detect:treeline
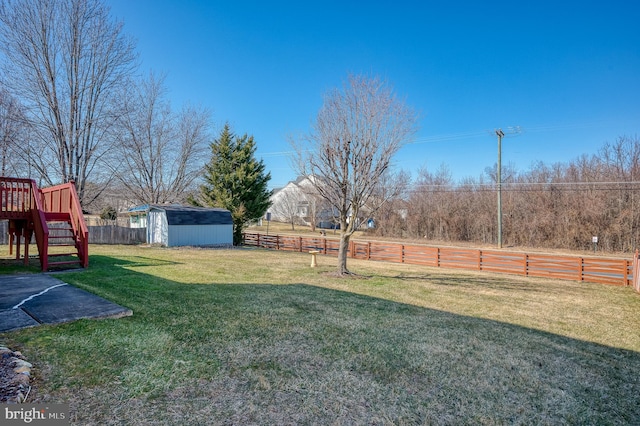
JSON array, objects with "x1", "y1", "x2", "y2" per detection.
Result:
[{"x1": 372, "y1": 135, "x2": 640, "y2": 253}]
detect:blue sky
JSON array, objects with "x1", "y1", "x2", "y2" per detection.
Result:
[{"x1": 108, "y1": 1, "x2": 639, "y2": 189}]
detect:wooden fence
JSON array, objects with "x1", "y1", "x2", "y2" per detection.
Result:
[
  {"x1": 0, "y1": 222, "x2": 146, "y2": 245},
  {"x1": 632, "y1": 249, "x2": 640, "y2": 292},
  {"x1": 243, "y1": 232, "x2": 637, "y2": 288},
  {"x1": 87, "y1": 225, "x2": 146, "y2": 245}
]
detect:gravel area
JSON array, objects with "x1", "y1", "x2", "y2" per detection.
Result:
[{"x1": 0, "y1": 346, "x2": 32, "y2": 403}]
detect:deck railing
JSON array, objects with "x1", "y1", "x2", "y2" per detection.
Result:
[
  {"x1": 0, "y1": 177, "x2": 36, "y2": 218},
  {"x1": 243, "y1": 232, "x2": 636, "y2": 288}
]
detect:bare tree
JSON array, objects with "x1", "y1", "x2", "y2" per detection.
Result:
[
  {"x1": 0, "y1": 89, "x2": 27, "y2": 176},
  {"x1": 293, "y1": 74, "x2": 418, "y2": 275},
  {"x1": 301, "y1": 185, "x2": 327, "y2": 233},
  {"x1": 368, "y1": 169, "x2": 410, "y2": 237},
  {"x1": 0, "y1": 0, "x2": 137, "y2": 205},
  {"x1": 111, "y1": 73, "x2": 210, "y2": 205}
]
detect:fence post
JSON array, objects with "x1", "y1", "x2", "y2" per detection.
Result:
[
  {"x1": 478, "y1": 250, "x2": 482, "y2": 271},
  {"x1": 579, "y1": 257, "x2": 584, "y2": 281},
  {"x1": 401, "y1": 245, "x2": 405, "y2": 263},
  {"x1": 632, "y1": 249, "x2": 640, "y2": 292},
  {"x1": 524, "y1": 253, "x2": 528, "y2": 277}
]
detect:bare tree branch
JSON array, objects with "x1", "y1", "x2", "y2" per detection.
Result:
[
  {"x1": 292, "y1": 74, "x2": 418, "y2": 274},
  {"x1": 0, "y1": 0, "x2": 137, "y2": 205},
  {"x1": 110, "y1": 72, "x2": 210, "y2": 205}
]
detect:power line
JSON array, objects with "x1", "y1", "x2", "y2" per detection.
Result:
[
  {"x1": 409, "y1": 180, "x2": 640, "y2": 193},
  {"x1": 258, "y1": 121, "x2": 607, "y2": 157}
]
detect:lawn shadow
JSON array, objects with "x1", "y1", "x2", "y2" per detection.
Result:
[
  {"x1": 381, "y1": 270, "x2": 589, "y2": 293},
  {"x1": 5, "y1": 253, "x2": 639, "y2": 425}
]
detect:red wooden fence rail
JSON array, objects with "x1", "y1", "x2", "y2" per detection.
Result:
[
  {"x1": 243, "y1": 232, "x2": 637, "y2": 289},
  {"x1": 632, "y1": 249, "x2": 640, "y2": 292}
]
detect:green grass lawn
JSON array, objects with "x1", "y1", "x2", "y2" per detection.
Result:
[{"x1": 2, "y1": 244, "x2": 640, "y2": 425}]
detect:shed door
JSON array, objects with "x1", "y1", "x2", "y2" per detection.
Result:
[{"x1": 148, "y1": 211, "x2": 167, "y2": 246}]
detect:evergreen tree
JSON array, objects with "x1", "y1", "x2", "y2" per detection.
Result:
[{"x1": 195, "y1": 123, "x2": 271, "y2": 245}]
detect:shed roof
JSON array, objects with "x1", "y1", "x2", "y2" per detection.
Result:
[
  {"x1": 127, "y1": 204, "x2": 150, "y2": 213},
  {"x1": 147, "y1": 205, "x2": 233, "y2": 225}
]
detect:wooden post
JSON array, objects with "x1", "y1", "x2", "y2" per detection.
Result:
[
  {"x1": 579, "y1": 257, "x2": 584, "y2": 281},
  {"x1": 22, "y1": 228, "x2": 30, "y2": 266},
  {"x1": 631, "y1": 249, "x2": 640, "y2": 292},
  {"x1": 15, "y1": 231, "x2": 20, "y2": 260},
  {"x1": 478, "y1": 250, "x2": 482, "y2": 271}
]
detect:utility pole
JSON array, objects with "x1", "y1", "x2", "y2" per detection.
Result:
[{"x1": 496, "y1": 129, "x2": 505, "y2": 249}]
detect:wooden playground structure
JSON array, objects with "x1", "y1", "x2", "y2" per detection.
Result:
[{"x1": 0, "y1": 177, "x2": 88, "y2": 271}]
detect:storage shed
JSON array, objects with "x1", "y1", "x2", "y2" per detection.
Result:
[{"x1": 144, "y1": 205, "x2": 233, "y2": 247}]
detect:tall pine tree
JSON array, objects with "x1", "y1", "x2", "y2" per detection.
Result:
[{"x1": 195, "y1": 123, "x2": 271, "y2": 245}]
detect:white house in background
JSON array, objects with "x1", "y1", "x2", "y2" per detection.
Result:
[
  {"x1": 269, "y1": 176, "x2": 339, "y2": 229},
  {"x1": 127, "y1": 204, "x2": 233, "y2": 247},
  {"x1": 269, "y1": 176, "x2": 313, "y2": 222}
]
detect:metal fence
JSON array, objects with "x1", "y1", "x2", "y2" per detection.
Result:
[{"x1": 243, "y1": 232, "x2": 636, "y2": 288}]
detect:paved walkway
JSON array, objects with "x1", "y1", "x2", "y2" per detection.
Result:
[{"x1": 0, "y1": 274, "x2": 132, "y2": 332}]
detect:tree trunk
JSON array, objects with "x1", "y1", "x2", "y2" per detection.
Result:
[
  {"x1": 233, "y1": 223, "x2": 243, "y2": 246},
  {"x1": 337, "y1": 232, "x2": 351, "y2": 274}
]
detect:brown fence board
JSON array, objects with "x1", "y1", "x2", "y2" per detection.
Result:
[
  {"x1": 437, "y1": 248, "x2": 479, "y2": 270},
  {"x1": 242, "y1": 232, "x2": 636, "y2": 288},
  {"x1": 481, "y1": 251, "x2": 526, "y2": 275},
  {"x1": 526, "y1": 254, "x2": 582, "y2": 282},
  {"x1": 582, "y1": 258, "x2": 629, "y2": 286},
  {"x1": 366, "y1": 242, "x2": 404, "y2": 263},
  {"x1": 402, "y1": 245, "x2": 439, "y2": 267}
]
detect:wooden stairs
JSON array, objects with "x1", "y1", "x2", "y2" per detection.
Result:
[{"x1": 1, "y1": 177, "x2": 89, "y2": 271}]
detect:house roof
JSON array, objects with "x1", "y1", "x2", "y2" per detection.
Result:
[{"x1": 132, "y1": 204, "x2": 233, "y2": 225}]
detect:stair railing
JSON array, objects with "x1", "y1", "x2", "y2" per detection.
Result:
[
  {"x1": 28, "y1": 180, "x2": 51, "y2": 270},
  {"x1": 40, "y1": 181, "x2": 89, "y2": 268}
]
